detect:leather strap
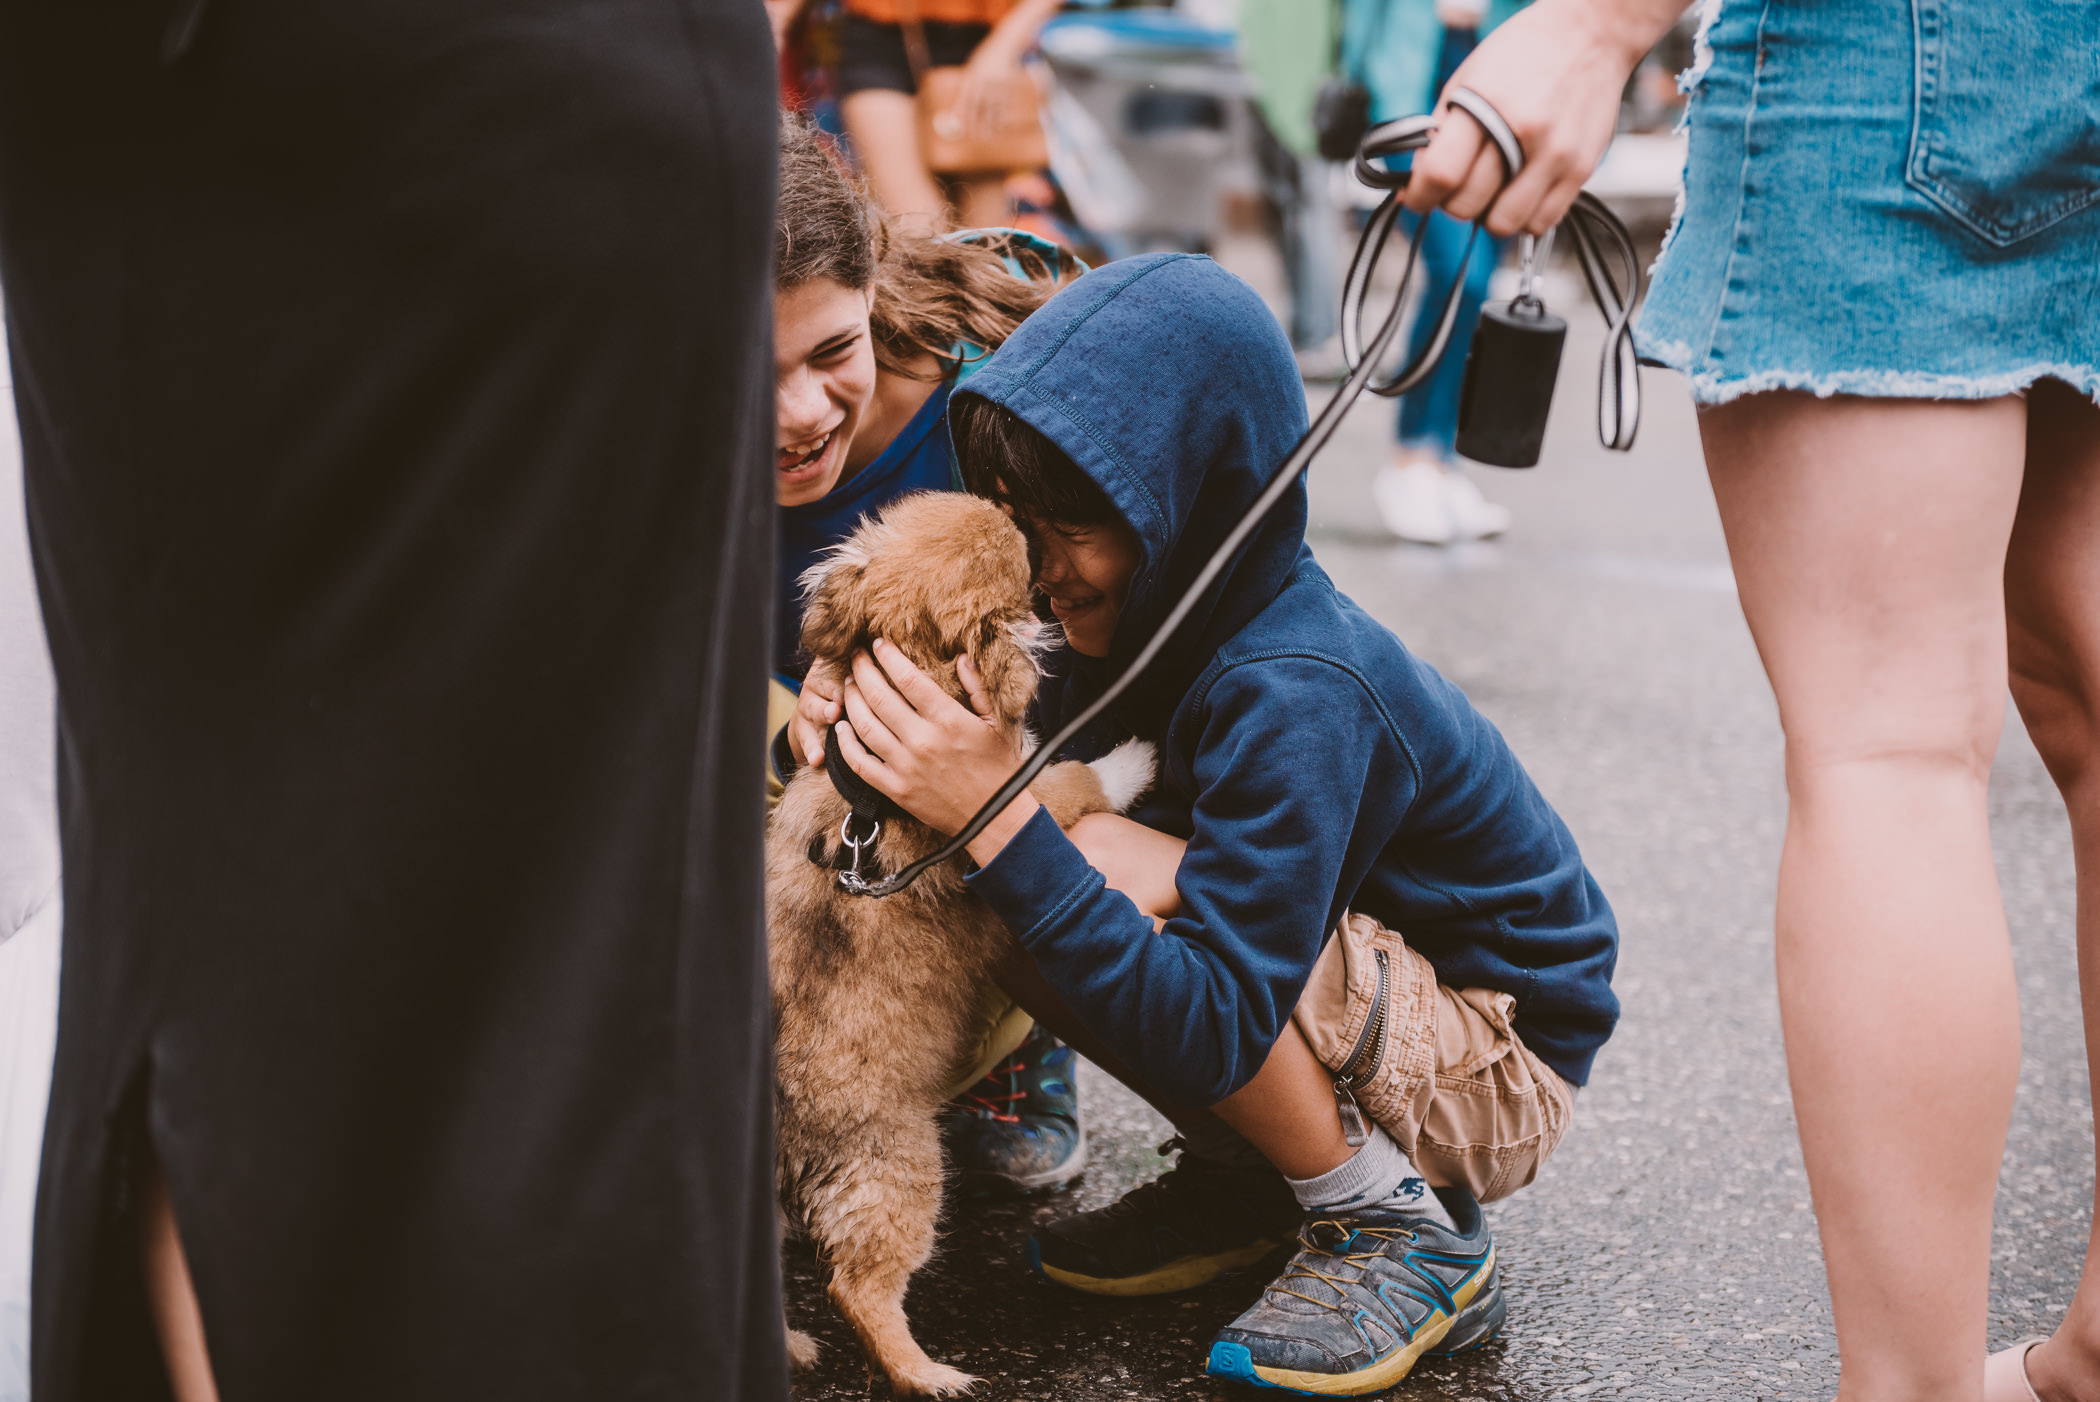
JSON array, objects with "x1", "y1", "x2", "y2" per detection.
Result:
[
  {"x1": 895, "y1": 0, "x2": 933, "y2": 84},
  {"x1": 1445, "y1": 86, "x2": 1525, "y2": 178},
  {"x1": 1342, "y1": 102, "x2": 1642, "y2": 450}
]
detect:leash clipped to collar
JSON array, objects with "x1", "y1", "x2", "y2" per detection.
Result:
[
  {"x1": 824, "y1": 724, "x2": 901, "y2": 882},
  {"x1": 836, "y1": 90, "x2": 1643, "y2": 898}
]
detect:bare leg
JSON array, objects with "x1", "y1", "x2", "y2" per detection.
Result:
[
  {"x1": 1703, "y1": 392, "x2": 2028, "y2": 1402},
  {"x1": 138, "y1": 1143, "x2": 220, "y2": 1402},
  {"x1": 1208, "y1": 1023, "x2": 1353, "y2": 1179},
  {"x1": 1999, "y1": 380, "x2": 2100, "y2": 1402},
  {"x1": 839, "y1": 90, "x2": 948, "y2": 230}
]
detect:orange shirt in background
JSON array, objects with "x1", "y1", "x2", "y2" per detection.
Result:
[{"x1": 846, "y1": 0, "x2": 1015, "y2": 27}]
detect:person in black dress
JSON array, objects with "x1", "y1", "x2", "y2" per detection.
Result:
[{"x1": 0, "y1": 1, "x2": 785, "y2": 1397}]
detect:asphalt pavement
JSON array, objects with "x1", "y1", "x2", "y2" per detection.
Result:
[{"x1": 784, "y1": 246, "x2": 2097, "y2": 1400}]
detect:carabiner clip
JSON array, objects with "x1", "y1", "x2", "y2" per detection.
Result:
[
  {"x1": 835, "y1": 812, "x2": 883, "y2": 893},
  {"x1": 1515, "y1": 227, "x2": 1557, "y2": 311}
]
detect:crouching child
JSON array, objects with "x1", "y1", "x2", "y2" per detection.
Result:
[{"x1": 808, "y1": 253, "x2": 1619, "y2": 1395}]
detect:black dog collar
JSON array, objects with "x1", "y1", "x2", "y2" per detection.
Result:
[{"x1": 825, "y1": 724, "x2": 905, "y2": 826}]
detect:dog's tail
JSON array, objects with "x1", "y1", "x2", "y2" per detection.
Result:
[{"x1": 1087, "y1": 738, "x2": 1157, "y2": 814}]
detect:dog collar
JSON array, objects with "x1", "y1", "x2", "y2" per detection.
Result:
[{"x1": 824, "y1": 724, "x2": 905, "y2": 826}]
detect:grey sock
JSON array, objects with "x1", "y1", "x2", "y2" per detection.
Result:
[
  {"x1": 1165, "y1": 1111, "x2": 1273, "y2": 1172},
  {"x1": 1285, "y1": 1125, "x2": 1453, "y2": 1226}
]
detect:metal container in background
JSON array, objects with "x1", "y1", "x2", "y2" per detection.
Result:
[{"x1": 1037, "y1": 8, "x2": 1258, "y2": 255}]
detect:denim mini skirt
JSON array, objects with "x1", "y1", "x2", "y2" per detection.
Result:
[{"x1": 1635, "y1": 0, "x2": 2100, "y2": 405}]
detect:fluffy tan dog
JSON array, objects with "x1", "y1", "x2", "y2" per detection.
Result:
[{"x1": 769, "y1": 492, "x2": 1152, "y2": 1397}]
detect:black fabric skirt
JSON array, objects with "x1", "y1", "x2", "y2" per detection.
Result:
[{"x1": 0, "y1": 0, "x2": 785, "y2": 1397}]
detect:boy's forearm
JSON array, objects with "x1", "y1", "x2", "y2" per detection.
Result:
[{"x1": 966, "y1": 810, "x2": 1275, "y2": 1109}]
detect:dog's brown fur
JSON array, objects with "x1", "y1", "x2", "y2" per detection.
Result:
[{"x1": 768, "y1": 492, "x2": 1151, "y2": 1396}]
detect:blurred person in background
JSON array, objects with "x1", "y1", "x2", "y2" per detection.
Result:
[
  {"x1": 1239, "y1": 0, "x2": 1348, "y2": 365},
  {"x1": 769, "y1": 117, "x2": 1091, "y2": 1196},
  {"x1": 0, "y1": 3, "x2": 785, "y2": 1399},
  {"x1": 1404, "y1": 0, "x2": 2100, "y2": 1398},
  {"x1": 829, "y1": 0, "x2": 1063, "y2": 229},
  {"x1": 1345, "y1": 0, "x2": 1523, "y2": 545},
  {"x1": 769, "y1": 0, "x2": 846, "y2": 124},
  {"x1": 0, "y1": 334, "x2": 58, "y2": 1402}
]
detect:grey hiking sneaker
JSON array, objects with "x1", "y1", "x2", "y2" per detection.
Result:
[{"x1": 1205, "y1": 1186, "x2": 1503, "y2": 1395}]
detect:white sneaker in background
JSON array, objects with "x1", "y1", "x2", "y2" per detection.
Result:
[
  {"x1": 1441, "y1": 468, "x2": 1512, "y2": 541},
  {"x1": 1373, "y1": 460, "x2": 1458, "y2": 544}
]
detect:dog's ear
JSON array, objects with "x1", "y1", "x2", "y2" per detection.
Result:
[
  {"x1": 797, "y1": 540, "x2": 871, "y2": 663},
  {"x1": 970, "y1": 614, "x2": 1050, "y2": 723}
]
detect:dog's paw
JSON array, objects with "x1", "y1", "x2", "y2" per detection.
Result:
[
  {"x1": 889, "y1": 1360, "x2": 982, "y2": 1397},
  {"x1": 785, "y1": 1327, "x2": 821, "y2": 1371},
  {"x1": 1087, "y1": 738, "x2": 1157, "y2": 814}
]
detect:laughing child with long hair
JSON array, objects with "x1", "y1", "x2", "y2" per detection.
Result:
[{"x1": 765, "y1": 113, "x2": 1085, "y2": 1197}]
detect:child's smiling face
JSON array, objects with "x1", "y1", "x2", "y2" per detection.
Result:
[
  {"x1": 773, "y1": 277, "x2": 876, "y2": 508},
  {"x1": 1030, "y1": 517, "x2": 1142, "y2": 658}
]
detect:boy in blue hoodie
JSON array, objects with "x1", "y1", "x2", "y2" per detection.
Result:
[{"x1": 809, "y1": 253, "x2": 1618, "y2": 1396}]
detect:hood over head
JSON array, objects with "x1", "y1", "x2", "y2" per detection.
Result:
[{"x1": 952, "y1": 254, "x2": 1309, "y2": 728}]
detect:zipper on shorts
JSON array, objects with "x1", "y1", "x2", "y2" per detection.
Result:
[{"x1": 1329, "y1": 946, "x2": 1390, "y2": 1148}]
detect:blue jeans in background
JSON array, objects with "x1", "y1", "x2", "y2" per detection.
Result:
[
  {"x1": 1391, "y1": 20, "x2": 1506, "y2": 461},
  {"x1": 1394, "y1": 208, "x2": 1504, "y2": 458}
]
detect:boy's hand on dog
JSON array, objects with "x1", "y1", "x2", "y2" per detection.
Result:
[
  {"x1": 835, "y1": 639, "x2": 1043, "y2": 866},
  {"x1": 791, "y1": 661, "x2": 844, "y2": 768}
]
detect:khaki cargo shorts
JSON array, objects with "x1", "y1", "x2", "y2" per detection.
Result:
[{"x1": 1293, "y1": 913, "x2": 1576, "y2": 1204}]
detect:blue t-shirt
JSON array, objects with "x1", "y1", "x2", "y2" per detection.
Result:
[{"x1": 774, "y1": 382, "x2": 955, "y2": 679}]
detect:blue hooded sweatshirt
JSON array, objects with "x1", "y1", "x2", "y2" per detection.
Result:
[{"x1": 955, "y1": 253, "x2": 1619, "y2": 1107}]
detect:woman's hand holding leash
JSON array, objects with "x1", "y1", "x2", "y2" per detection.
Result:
[
  {"x1": 835, "y1": 640, "x2": 1040, "y2": 866},
  {"x1": 1406, "y1": 0, "x2": 1689, "y2": 237}
]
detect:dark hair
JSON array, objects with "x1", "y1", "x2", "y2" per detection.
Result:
[
  {"x1": 952, "y1": 396, "x2": 1119, "y2": 529},
  {"x1": 774, "y1": 113, "x2": 1066, "y2": 380},
  {"x1": 774, "y1": 113, "x2": 878, "y2": 297}
]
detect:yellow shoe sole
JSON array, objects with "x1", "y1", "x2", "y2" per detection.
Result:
[
  {"x1": 1032, "y1": 1235, "x2": 1289, "y2": 1297},
  {"x1": 1232, "y1": 1245, "x2": 1496, "y2": 1397}
]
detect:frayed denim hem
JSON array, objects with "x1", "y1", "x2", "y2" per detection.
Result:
[
  {"x1": 1638, "y1": 338, "x2": 2100, "y2": 408},
  {"x1": 1679, "y1": 0, "x2": 1725, "y2": 96},
  {"x1": 1653, "y1": 0, "x2": 1725, "y2": 279},
  {"x1": 1651, "y1": 169, "x2": 1691, "y2": 278}
]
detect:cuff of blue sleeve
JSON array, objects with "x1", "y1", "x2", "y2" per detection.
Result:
[
  {"x1": 963, "y1": 804, "x2": 1103, "y2": 946},
  {"x1": 770, "y1": 723, "x2": 800, "y2": 791}
]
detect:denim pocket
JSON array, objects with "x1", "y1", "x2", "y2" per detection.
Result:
[{"x1": 1905, "y1": 0, "x2": 2100, "y2": 247}]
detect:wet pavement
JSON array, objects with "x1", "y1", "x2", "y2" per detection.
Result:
[{"x1": 785, "y1": 254, "x2": 2097, "y2": 1400}]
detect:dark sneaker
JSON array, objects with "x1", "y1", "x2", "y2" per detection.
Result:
[
  {"x1": 1025, "y1": 1139, "x2": 1302, "y2": 1297},
  {"x1": 1205, "y1": 1186, "x2": 1503, "y2": 1396},
  {"x1": 943, "y1": 1025, "x2": 1086, "y2": 1196}
]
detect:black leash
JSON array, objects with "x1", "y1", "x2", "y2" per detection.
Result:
[
  {"x1": 1344, "y1": 93, "x2": 1641, "y2": 456},
  {"x1": 834, "y1": 91, "x2": 1643, "y2": 898}
]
